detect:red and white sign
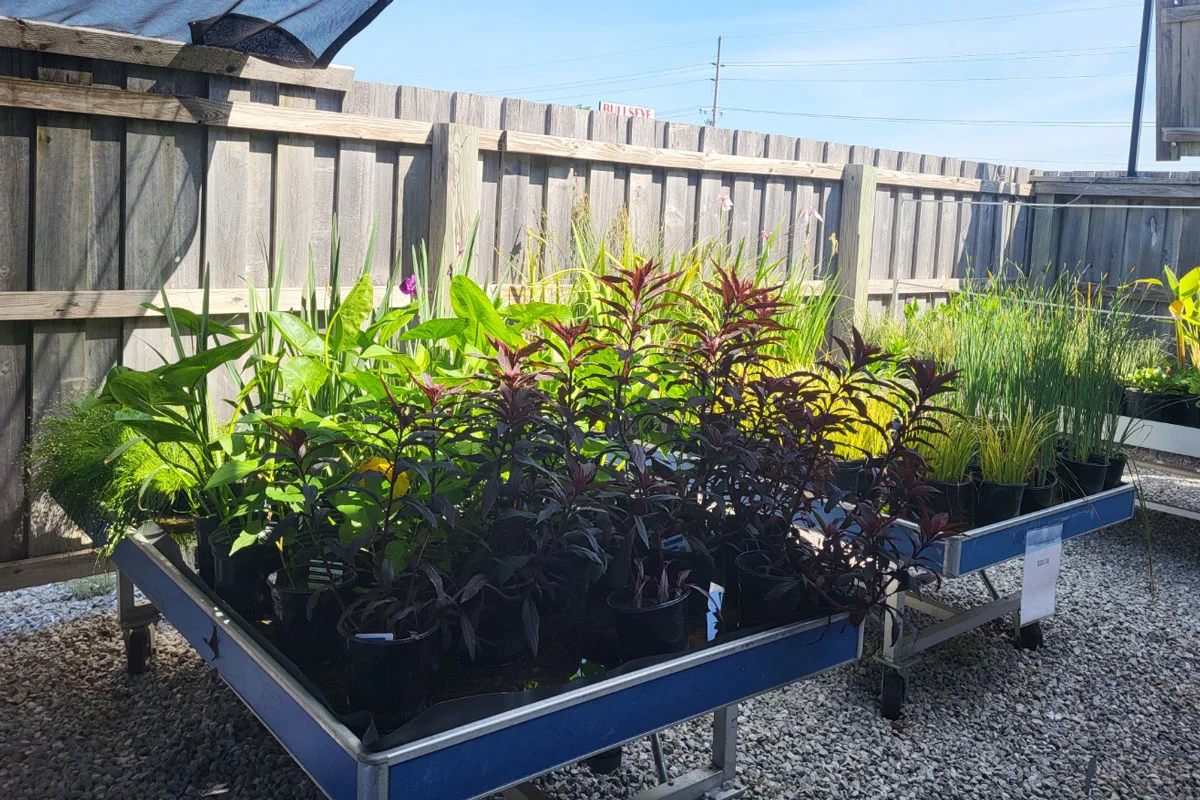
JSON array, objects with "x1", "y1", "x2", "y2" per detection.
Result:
[{"x1": 598, "y1": 101, "x2": 655, "y2": 119}]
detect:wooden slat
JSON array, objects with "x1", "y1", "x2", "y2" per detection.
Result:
[
  {"x1": 626, "y1": 116, "x2": 659, "y2": 247},
  {"x1": 1032, "y1": 178, "x2": 1200, "y2": 198},
  {"x1": 452, "y1": 92, "x2": 503, "y2": 281},
  {"x1": 0, "y1": 75, "x2": 431, "y2": 142},
  {"x1": 0, "y1": 16, "x2": 354, "y2": 90},
  {"x1": 833, "y1": 164, "x2": 877, "y2": 335},
  {"x1": 0, "y1": 546, "x2": 110, "y2": 593},
  {"x1": 0, "y1": 48, "x2": 32, "y2": 563},
  {"x1": 428, "y1": 123, "x2": 480, "y2": 302},
  {"x1": 662, "y1": 122, "x2": 701, "y2": 254},
  {"x1": 696, "y1": 127, "x2": 734, "y2": 246},
  {"x1": 762, "y1": 133, "x2": 795, "y2": 264},
  {"x1": 0, "y1": 286, "x2": 420, "y2": 321},
  {"x1": 1162, "y1": 5, "x2": 1200, "y2": 23},
  {"x1": 730, "y1": 129, "x2": 765, "y2": 253},
  {"x1": 397, "y1": 86, "x2": 448, "y2": 278},
  {"x1": 822, "y1": 141, "x2": 851, "y2": 275},
  {"x1": 545, "y1": 106, "x2": 589, "y2": 272},
  {"x1": 586, "y1": 110, "x2": 621, "y2": 240},
  {"x1": 791, "y1": 138, "x2": 824, "y2": 269}
]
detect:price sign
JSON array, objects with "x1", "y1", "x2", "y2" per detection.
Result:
[{"x1": 1021, "y1": 524, "x2": 1063, "y2": 623}]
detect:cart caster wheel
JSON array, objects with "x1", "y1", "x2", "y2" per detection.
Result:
[
  {"x1": 881, "y1": 669, "x2": 906, "y2": 720},
  {"x1": 1017, "y1": 621, "x2": 1043, "y2": 651},
  {"x1": 125, "y1": 626, "x2": 155, "y2": 675}
]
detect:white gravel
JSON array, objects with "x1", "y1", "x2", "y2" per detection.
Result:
[
  {"x1": 0, "y1": 578, "x2": 118, "y2": 637},
  {"x1": 1, "y1": 512, "x2": 1197, "y2": 800}
]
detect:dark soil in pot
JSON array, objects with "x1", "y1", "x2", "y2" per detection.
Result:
[
  {"x1": 343, "y1": 621, "x2": 439, "y2": 731},
  {"x1": 606, "y1": 588, "x2": 690, "y2": 663},
  {"x1": 267, "y1": 564, "x2": 356, "y2": 666},
  {"x1": 1020, "y1": 473, "x2": 1058, "y2": 515},
  {"x1": 209, "y1": 536, "x2": 273, "y2": 616},
  {"x1": 734, "y1": 550, "x2": 819, "y2": 628},
  {"x1": 1103, "y1": 454, "x2": 1128, "y2": 490},
  {"x1": 466, "y1": 585, "x2": 536, "y2": 666},
  {"x1": 974, "y1": 480, "x2": 1026, "y2": 527},
  {"x1": 1059, "y1": 454, "x2": 1108, "y2": 500},
  {"x1": 926, "y1": 479, "x2": 973, "y2": 524}
]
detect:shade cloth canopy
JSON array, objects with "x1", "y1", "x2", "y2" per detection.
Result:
[{"x1": 6, "y1": 0, "x2": 391, "y2": 66}]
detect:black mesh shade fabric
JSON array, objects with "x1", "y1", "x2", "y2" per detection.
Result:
[{"x1": 6, "y1": 0, "x2": 391, "y2": 67}]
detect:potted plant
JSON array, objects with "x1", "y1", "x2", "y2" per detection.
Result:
[
  {"x1": 1127, "y1": 365, "x2": 1188, "y2": 424},
  {"x1": 916, "y1": 416, "x2": 976, "y2": 524},
  {"x1": 975, "y1": 409, "x2": 1050, "y2": 526}
]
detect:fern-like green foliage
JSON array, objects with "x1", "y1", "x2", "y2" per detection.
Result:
[{"x1": 28, "y1": 397, "x2": 196, "y2": 548}]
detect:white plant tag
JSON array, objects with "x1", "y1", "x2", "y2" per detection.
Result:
[
  {"x1": 354, "y1": 633, "x2": 394, "y2": 642},
  {"x1": 1021, "y1": 524, "x2": 1063, "y2": 623}
]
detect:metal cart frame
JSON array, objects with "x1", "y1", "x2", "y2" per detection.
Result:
[
  {"x1": 112, "y1": 530, "x2": 862, "y2": 800},
  {"x1": 876, "y1": 483, "x2": 1136, "y2": 718}
]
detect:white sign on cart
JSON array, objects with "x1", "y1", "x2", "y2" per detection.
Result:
[{"x1": 1021, "y1": 524, "x2": 1064, "y2": 623}]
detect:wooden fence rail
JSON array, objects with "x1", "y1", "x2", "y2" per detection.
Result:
[{"x1": 1, "y1": 18, "x2": 1199, "y2": 583}]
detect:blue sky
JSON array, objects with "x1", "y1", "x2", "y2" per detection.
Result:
[{"x1": 339, "y1": 1, "x2": 1180, "y2": 172}]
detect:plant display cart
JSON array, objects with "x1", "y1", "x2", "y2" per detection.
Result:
[
  {"x1": 112, "y1": 526, "x2": 862, "y2": 800},
  {"x1": 876, "y1": 482, "x2": 1136, "y2": 719}
]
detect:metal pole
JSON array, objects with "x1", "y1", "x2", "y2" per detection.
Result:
[
  {"x1": 1127, "y1": 0, "x2": 1154, "y2": 176},
  {"x1": 711, "y1": 36, "x2": 722, "y2": 126}
]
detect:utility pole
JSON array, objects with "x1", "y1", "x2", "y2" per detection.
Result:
[
  {"x1": 710, "y1": 36, "x2": 723, "y2": 127},
  {"x1": 1126, "y1": 0, "x2": 1153, "y2": 176}
]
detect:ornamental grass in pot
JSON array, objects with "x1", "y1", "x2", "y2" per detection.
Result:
[
  {"x1": 915, "y1": 415, "x2": 976, "y2": 525},
  {"x1": 975, "y1": 410, "x2": 1052, "y2": 527}
]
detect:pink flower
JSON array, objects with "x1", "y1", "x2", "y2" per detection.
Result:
[
  {"x1": 798, "y1": 207, "x2": 824, "y2": 226},
  {"x1": 760, "y1": 229, "x2": 770, "y2": 242},
  {"x1": 717, "y1": 194, "x2": 733, "y2": 212},
  {"x1": 400, "y1": 275, "x2": 418, "y2": 297}
]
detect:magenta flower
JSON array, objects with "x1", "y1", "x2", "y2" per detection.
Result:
[{"x1": 400, "y1": 275, "x2": 418, "y2": 297}]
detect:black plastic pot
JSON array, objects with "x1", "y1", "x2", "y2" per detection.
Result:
[
  {"x1": 1122, "y1": 387, "x2": 1143, "y2": 419},
  {"x1": 468, "y1": 585, "x2": 535, "y2": 665},
  {"x1": 1058, "y1": 454, "x2": 1109, "y2": 500},
  {"x1": 194, "y1": 517, "x2": 218, "y2": 587},
  {"x1": 733, "y1": 550, "x2": 818, "y2": 629},
  {"x1": 1141, "y1": 391, "x2": 1189, "y2": 425},
  {"x1": 209, "y1": 535, "x2": 273, "y2": 616},
  {"x1": 344, "y1": 621, "x2": 439, "y2": 730},
  {"x1": 857, "y1": 456, "x2": 886, "y2": 497},
  {"x1": 1020, "y1": 473, "x2": 1058, "y2": 515},
  {"x1": 974, "y1": 480, "x2": 1026, "y2": 527},
  {"x1": 586, "y1": 748, "x2": 624, "y2": 774},
  {"x1": 927, "y1": 479, "x2": 973, "y2": 524},
  {"x1": 832, "y1": 458, "x2": 865, "y2": 495},
  {"x1": 1102, "y1": 453, "x2": 1128, "y2": 491},
  {"x1": 267, "y1": 564, "x2": 356, "y2": 666},
  {"x1": 606, "y1": 588, "x2": 690, "y2": 663},
  {"x1": 1186, "y1": 398, "x2": 1200, "y2": 430}
]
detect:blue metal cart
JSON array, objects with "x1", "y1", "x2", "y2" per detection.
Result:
[
  {"x1": 876, "y1": 482, "x2": 1137, "y2": 719},
  {"x1": 111, "y1": 530, "x2": 863, "y2": 800}
]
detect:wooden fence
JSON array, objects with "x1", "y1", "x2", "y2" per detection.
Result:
[{"x1": 1, "y1": 16, "x2": 1199, "y2": 585}]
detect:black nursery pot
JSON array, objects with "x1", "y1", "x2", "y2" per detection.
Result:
[
  {"x1": 927, "y1": 479, "x2": 974, "y2": 524},
  {"x1": 467, "y1": 585, "x2": 534, "y2": 665},
  {"x1": 734, "y1": 551, "x2": 819, "y2": 629},
  {"x1": 193, "y1": 517, "x2": 218, "y2": 587},
  {"x1": 832, "y1": 458, "x2": 866, "y2": 495},
  {"x1": 1186, "y1": 398, "x2": 1200, "y2": 430},
  {"x1": 268, "y1": 565, "x2": 356, "y2": 666},
  {"x1": 1020, "y1": 473, "x2": 1058, "y2": 515},
  {"x1": 1103, "y1": 454, "x2": 1128, "y2": 491},
  {"x1": 1141, "y1": 391, "x2": 1189, "y2": 425},
  {"x1": 606, "y1": 588, "x2": 691, "y2": 663},
  {"x1": 1122, "y1": 387, "x2": 1143, "y2": 419},
  {"x1": 1058, "y1": 454, "x2": 1108, "y2": 500},
  {"x1": 209, "y1": 536, "x2": 273, "y2": 616},
  {"x1": 974, "y1": 480, "x2": 1026, "y2": 527},
  {"x1": 344, "y1": 622, "x2": 439, "y2": 731}
]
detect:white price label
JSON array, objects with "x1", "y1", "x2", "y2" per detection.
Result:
[{"x1": 1021, "y1": 524, "x2": 1063, "y2": 623}]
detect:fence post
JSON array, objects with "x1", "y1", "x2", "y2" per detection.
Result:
[
  {"x1": 1029, "y1": 192, "x2": 1057, "y2": 285},
  {"x1": 832, "y1": 163, "x2": 877, "y2": 339},
  {"x1": 429, "y1": 122, "x2": 480, "y2": 300}
]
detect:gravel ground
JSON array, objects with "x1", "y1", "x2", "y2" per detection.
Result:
[{"x1": 1, "y1": 513, "x2": 1197, "y2": 800}]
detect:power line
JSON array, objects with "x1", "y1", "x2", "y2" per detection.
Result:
[
  {"x1": 532, "y1": 79, "x2": 709, "y2": 104},
  {"x1": 484, "y1": 63, "x2": 709, "y2": 96},
  {"x1": 720, "y1": 72, "x2": 1135, "y2": 84},
  {"x1": 723, "y1": 45, "x2": 1136, "y2": 68},
  {"x1": 720, "y1": 107, "x2": 1157, "y2": 127},
  {"x1": 722, "y1": 2, "x2": 1141, "y2": 41},
  {"x1": 438, "y1": 38, "x2": 711, "y2": 77}
]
